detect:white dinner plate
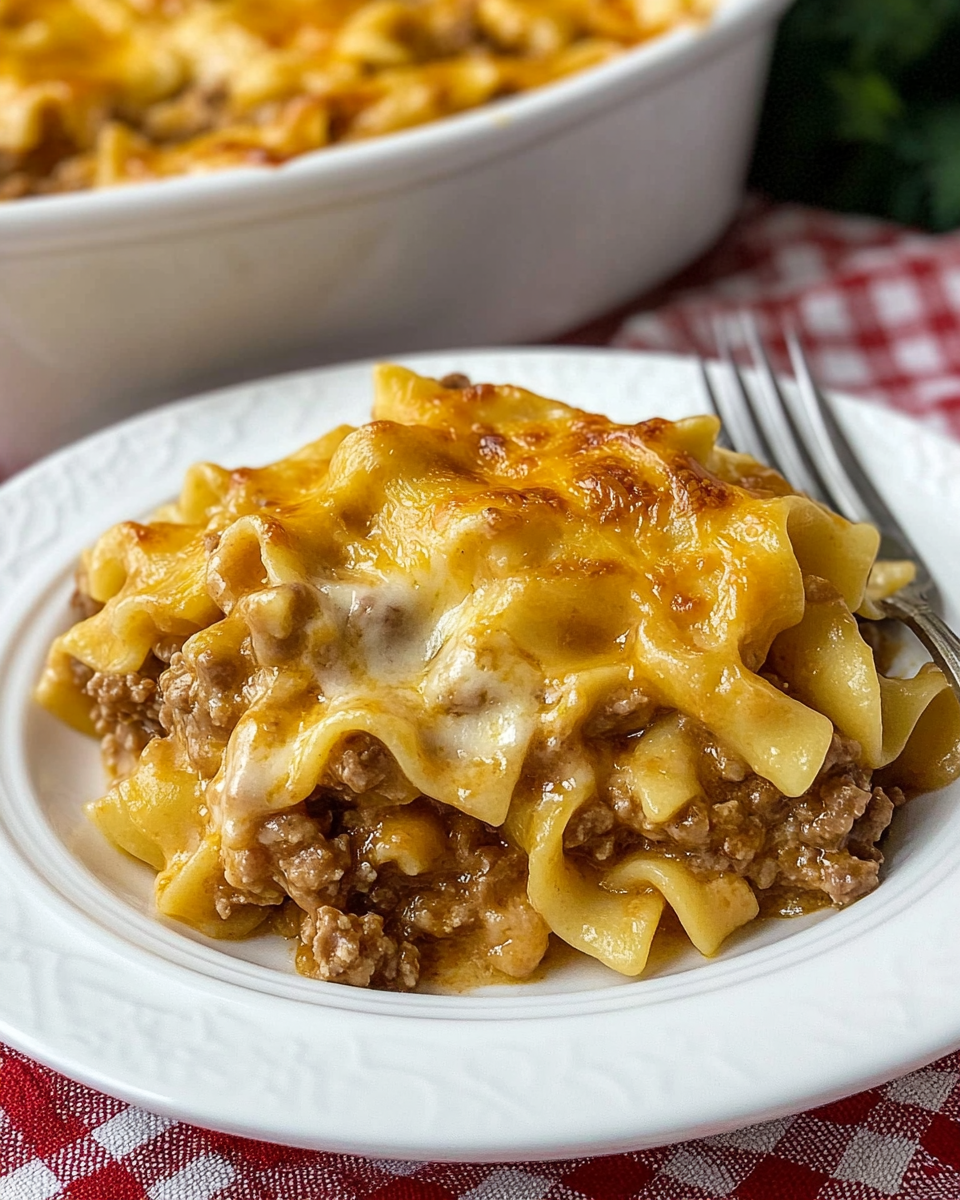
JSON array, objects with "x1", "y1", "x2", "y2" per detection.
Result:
[{"x1": 1, "y1": 348, "x2": 959, "y2": 1162}]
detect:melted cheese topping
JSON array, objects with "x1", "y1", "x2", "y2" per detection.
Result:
[
  {"x1": 36, "y1": 366, "x2": 960, "y2": 986},
  {"x1": 0, "y1": 0, "x2": 712, "y2": 196}
]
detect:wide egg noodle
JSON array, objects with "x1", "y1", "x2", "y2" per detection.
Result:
[
  {"x1": 609, "y1": 710, "x2": 703, "y2": 825},
  {"x1": 879, "y1": 667, "x2": 959, "y2": 775},
  {"x1": 66, "y1": 520, "x2": 217, "y2": 674},
  {"x1": 508, "y1": 732, "x2": 758, "y2": 976},
  {"x1": 768, "y1": 575, "x2": 885, "y2": 766},
  {"x1": 768, "y1": 574, "x2": 960, "y2": 770},
  {"x1": 882, "y1": 684, "x2": 960, "y2": 793},
  {"x1": 603, "y1": 854, "x2": 758, "y2": 958},
  {"x1": 505, "y1": 759, "x2": 666, "y2": 976},
  {"x1": 88, "y1": 737, "x2": 266, "y2": 938},
  {"x1": 35, "y1": 426, "x2": 349, "y2": 718}
]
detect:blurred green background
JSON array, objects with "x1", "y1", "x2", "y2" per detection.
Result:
[{"x1": 751, "y1": 0, "x2": 960, "y2": 230}]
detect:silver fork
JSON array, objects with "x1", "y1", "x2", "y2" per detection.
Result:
[{"x1": 700, "y1": 313, "x2": 960, "y2": 700}]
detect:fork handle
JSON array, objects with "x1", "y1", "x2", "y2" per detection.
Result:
[{"x1": 880, "y1": 593, "x2": 960, "y2": 704}]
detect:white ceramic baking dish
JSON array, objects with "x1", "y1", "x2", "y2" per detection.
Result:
[{"x1": 0, "y1": 0, "x2": 791, "y2": 470}]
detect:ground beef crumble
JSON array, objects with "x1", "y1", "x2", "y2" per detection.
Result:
[
  {"x1": 158, "y1": 646, "x2": 249, "y2": 778},
  {"x1": 217, "y1": 775, "x2": 547, "y2": 991},
  {"x1": 320, "y1": 732, "x2": 419, "y2": 804},
  {"x1": 304, "y1": 907, "x2": 419, "y2": 989},
  {"x1": 83, "y1": 657, "x2": 165, "y2": 778},
  {"x1": 68, "y1": 568, "x2": 184, "y2": 777},
  {"x1": 72, "y1": 636, "x2": 545, "y2": 990},
  {"x1": 74, "y1": 602, "x2": 907, "y2": 988},
  {"x1": 569, "y1": 722, "x2": 904, "y2": 911},
  {"x1": 70, "y1": 585, "x2": 103, "y2": 622}
]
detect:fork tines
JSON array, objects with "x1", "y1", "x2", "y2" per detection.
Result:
[
  {"x1": 701, "y1": 312, "x2": 937, "y2": 603},
  {"x1": 703, "y1": 313, "x2": 905, "y2": 534}
]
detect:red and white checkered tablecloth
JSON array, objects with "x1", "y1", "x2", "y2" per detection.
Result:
[
  {"x1": 572, "y1": 197, "x2": 960, "y2": 436},
  {"x1": 5, "y1": 196, "x2": 960, "y2": 1200},
  {"x1": 4, "y1": 1040, "x2": 960, "y2": 1200}
]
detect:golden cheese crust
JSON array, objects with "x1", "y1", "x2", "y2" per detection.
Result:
[
  {"x1": 35, "y1": 366, "x2": 960, "y2": 989},
  {"x1": 1, "y1": 0, "x2": 712, "y2": 197}
]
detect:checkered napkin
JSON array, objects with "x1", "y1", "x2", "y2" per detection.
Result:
[
  {"x1": 594, "y1": 197, "x2": 960, "y2": 436},
  {"x1": 4, "y1": 1042, "x2": 960, "y2": 1200},
  {"x1": 5, "y1": 196, "x2": 960, "y2": 1200}
]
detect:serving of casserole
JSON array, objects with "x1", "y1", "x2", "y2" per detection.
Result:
[{"x1": 36, "y1": 365, "x2": 960, "y2": 991}]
